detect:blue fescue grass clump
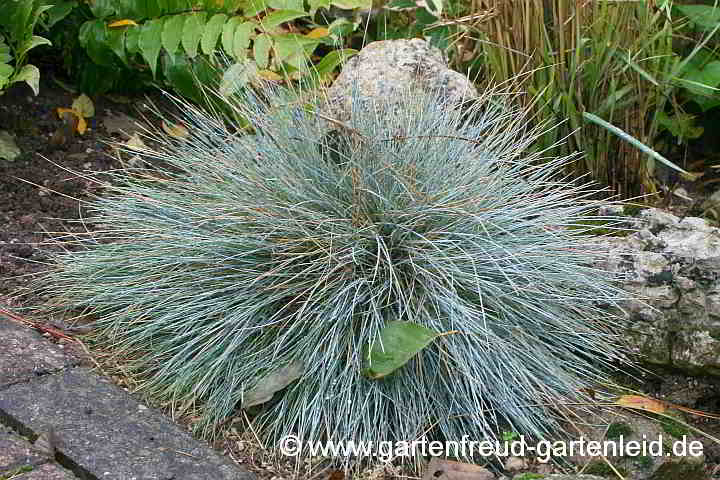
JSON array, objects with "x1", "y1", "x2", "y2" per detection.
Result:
[{"x1": 39, "y1": 82, "x2": 631, "y2": 457}]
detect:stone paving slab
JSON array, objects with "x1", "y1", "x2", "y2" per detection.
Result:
[
  {"x1": 0, "y1": 426, "x2": 78, "y2": 479},
  {"x1": 0, "y1": 426, "x2": 47, "y2": 473},
  {"x1": 16, "y1": 462, "x2": 79, "y2": 479},
  {"x1": 0, "y1": 366, "x2": 254, "y2": 480},
  {"x1": 0, "y1": 317, "x2": 79, "y2": 388}
]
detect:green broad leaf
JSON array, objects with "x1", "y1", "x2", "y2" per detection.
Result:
[
  {"x1": 201, "y1": 13, "x2": 228, "y2": 55},
  {"x1": 313, "y1": 48, "x2": 357, "y2": 76},
  {"x1": 233, "y1": 22, "x2": 256, "y2": 59},
  {"x1": 220, "y1": 0, "x2": 244, "y2": 14},
  {"x1": 674, "y1": 4, "x2": 720, "y2": 31},
  {"x1": 284, "y1": 52, "x2": 309, "y2": 72},
  {"x1": 115, "y1": 0, "x2": 151, "y2": 18},
  {"x1": 106, "y1": 28, "x2": 129, "y2": 66},
  {"x1": 79, "y1": 19, "x2": 117, "y2": 68},
  {"x1": 386, "y1": 0, "x2": 416, "y2": 10},
  {"x1": 88, "y1": 0, "x2": 116, "y2": 18},
  {"x1": 14, "y1": 64, "x2": 40, "y2": 95},
  {"x1": 46, "y1": 2, "x2": 78, "y2": 29},
  {"x1": 0, "y1": 130, "x2": 20, "y2": 160},
  {"x1": 273, "y1": 34, "x2": 319, "y2": 63},
  {"x1": 0, "y1": 37, "x2": 12, "y2": 64},
  {"x1": 124, "y1": 25, "x2": 141, "y2": 54},
  {"x1": 182, "y1": 12, "x2": 208, "y2": 58},
  {"x1": 331, "y1": 0, "x2": 371, "y2": 8},
  {"x1": 692, "y1": 96, "x2": 720, "y2": 112},
  {"x1": 424, "y1": 0, "x2": 442, "y2": 16},
  {"x1": 253, "y1": 33, "x2": 272, "y2": 68},
  {"x1": 259, "y1": 10, "x2": 307, "y2": 29},
  {"x1": 163, "y1": 52, "x2": 199, "y2": 102},
  {"x1": 0, "y1": 63, "x2": 12, "y2": 81},
  {"x1": 139, "y1": 19, "x2": 164, "y2": 78},
  {"x1": 656, "y1": 111, "x2": 704, "y2": 140},
  {"x1": 142, "y1": 0, "x2": 163, "y2": 18},
  {"x1": 308, "y1": 0, "x2": 331, "y2": 13},
  {"x1": 679, "y1": 60, "x2": 720, "y2": 99},
  {"x1": 18, "y1": 35, "x2": 51, "y2": 57},
  {"x1": 162, "y1": 14, "x2": 186, "y2": 56},
  {"x1": 244, "y1": 0, "x2": 268, "y2": 17},
  {"x1": 221, "y1": 16, "x2": 244, "y2": 58},
  {"x1": 330, "y1": 0, "x2": 372, "y2": 10},
  {"x1": 328, "y1": 18, "x2": 357, "y2": 39},
  {"x1": 242, "y1": 360, "x2": 304, "y2": 407},
  {"x1": 415, "y1": 6, "x2": 438, "y2": 26},
  {"x1": 268, "y1": 0, "x2": 304, "y2": 9},
  {"x1": 363, "y1": 321, "x2": 442, "y2": 380},
  {"x1": 8, "y1": 1, "x2": 33, "y2": 45}
]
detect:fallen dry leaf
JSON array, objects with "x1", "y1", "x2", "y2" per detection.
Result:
[
  {"x1": 422, "y1": 458, "x2": 494, "y2": 480},
  {"x1": 615, "y1": 394, "x2": 667, "y2": 414}
]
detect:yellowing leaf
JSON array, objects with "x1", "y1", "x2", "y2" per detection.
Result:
[
  {"x1": 162, "y1": 120, "x2": 190, "y2": 139},
  {"x1": 257, "y1": 69, "x2": 283, "y2": 81},
  {"x1": 306, "y1": 27, "x2": 329, "y2": 38},
  {"x1": 125, "y1": 132, "x2": 147, "y2": 151},
  {"x1": 56, "y1": 108, "x2": 86, "y2": 134},
  {"x1": 76, "y1": 116, "x2": 87, "y2": 135},
  {"x1": 108, "y1": 19, "x2": 138, "y2": 27},
  {"x1": 615, "y1": 395, "x2": 667, "y2": 414},
  {"x1": 72, "y1": 93, "x2": 95, "y2": 118}
]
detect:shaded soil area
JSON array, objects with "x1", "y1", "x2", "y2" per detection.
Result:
[{"x1": 0, "y1": 81, "x2": 126, "y2": 304}]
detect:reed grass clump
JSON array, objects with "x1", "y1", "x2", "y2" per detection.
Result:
[{"x1": 39, "y1": 81, "x2": 631, "y2": 461}]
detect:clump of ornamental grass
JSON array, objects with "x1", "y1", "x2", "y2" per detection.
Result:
[{"x1": 38, "y1": 80, "x2": 632, "y2": 463}]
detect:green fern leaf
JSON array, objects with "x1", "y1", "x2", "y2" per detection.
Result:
[
  {"x1": 202, "y1": 13, "x2": 228, "y2": 56},
  {"x1": 182, "y1": 12, "x2": 207, "y2": 59}
]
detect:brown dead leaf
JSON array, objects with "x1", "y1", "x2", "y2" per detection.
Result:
[
  {"x1": 49, "y1": 110, "x2": 78, "y2": 148},
  {"x1": 423, "y1": 458, "x2": 494, "y2": 480},
  {"x1": 125, "y1": 132, "x2": 148, "y2": 152},
  {"x1": 327, "y1": 471, "x2": 344, "y2": 480},
  {"x1": 162, "y1": 120, "x2": 190, "y2": 139},
  {"x1": 103, "y1": 111, "x2": 140, "y2": 137},
  {"x1": 306, "y1": 27, "x2": 329, "y2": 38},
  {"x1": 56, "y1": 107, "x2": 86, "y2": 134},
  {"x1": 615, "y1": 394, "x2": 668, "y2": 414}
]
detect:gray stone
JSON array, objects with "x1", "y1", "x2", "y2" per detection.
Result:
[
  {"x1": 0, "y1": 368, "x2": 253, "y2": 480},
  {"x1": 0, "y1": 316, "x2": 78, "y2": 388},
  {"x1": 565, "y1": 410, "x2": 705, "y2": 480},
  {"x1": 324, "y1": 38, "x2": 477, "y2": 123},
  {"x1": 13, "y1": 462, "x2": 78, "y2": 480},
  {"x1": 536, "y1": 476, "x2": 610, "y2": 480},
  {"x1": 0, "y1": 427, "x2": 46, "y2": 474},
  {"x1": 599, "y1": 208, "x2": 720, "y2": 375}
]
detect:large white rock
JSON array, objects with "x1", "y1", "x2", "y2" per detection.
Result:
[
  {"x1": 324, "y1": 38, "x2": 477, "y2": 122},
  {"x1": 600, "y1": 208, "x2": 720, "y2": 375}
]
